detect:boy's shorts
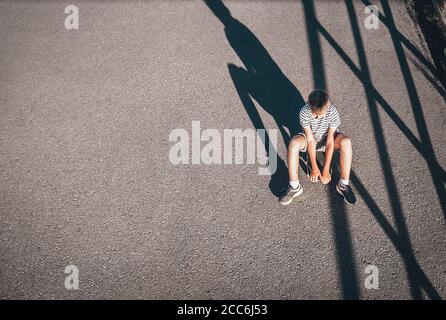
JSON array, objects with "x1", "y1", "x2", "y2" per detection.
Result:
[{"x1": 295, "y1": 130, "x2": 340, "y2": 153}]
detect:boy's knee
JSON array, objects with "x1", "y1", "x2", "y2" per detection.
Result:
[
  {"x1": 289, "y1": 136, "x2": 304, "y2": 152},
  {"x1": 341, "y1": 136, "x2": 352, "y2": 148}
]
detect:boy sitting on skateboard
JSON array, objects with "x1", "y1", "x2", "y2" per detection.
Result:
[{"x1": 279, "y1": 89, "x2": 357, "y2": 205}]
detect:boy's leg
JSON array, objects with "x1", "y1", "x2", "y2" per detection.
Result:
[
  {"x1": 334, "y1": 133, "x2": 352, "y2": 181},
  {"x1": 334, "y1": 133, "x2": 357, "y2": 204},
  {"x1": 280, "y1": 134, "x2": 306, "y2": 205},
  {"x1": 287, "y1": 134, "x2": 307, "y2": 182}
]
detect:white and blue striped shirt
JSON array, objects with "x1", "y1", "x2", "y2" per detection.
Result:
[{"x1": 299, "y1": 104, "x2": 341, "y2": 142}]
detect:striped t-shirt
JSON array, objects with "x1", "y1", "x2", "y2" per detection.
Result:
[{"x1": 299, "y1": 104, "x2": 341, "y2": 142}]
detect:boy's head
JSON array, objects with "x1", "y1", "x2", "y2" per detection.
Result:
[{"x1": 308, "y1": 90, "x2": 330, "y2": 116}]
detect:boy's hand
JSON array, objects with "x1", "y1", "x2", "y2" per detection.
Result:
[
  {"x1": 310, "y1": 167, "x2": 321, "y2": 182},
  {"x1": 321, "y1": 169, "x2": 331, "y2": 185}
]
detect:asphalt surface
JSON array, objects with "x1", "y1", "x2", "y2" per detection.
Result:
[{"x1": 0, "y1": 0, "x2": 445, "y2": 299}]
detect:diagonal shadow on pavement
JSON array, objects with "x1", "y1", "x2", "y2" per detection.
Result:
[
  {"x1": 314, "y1": 0, "x2": 442, "y2": 299},
  {"x1": 305, "y1": 0, "x2": 442, "y2": 300}
]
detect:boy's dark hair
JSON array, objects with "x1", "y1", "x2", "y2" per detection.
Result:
[{"x1": 308, "y1": 90, "x2": 329, "y2": 111}]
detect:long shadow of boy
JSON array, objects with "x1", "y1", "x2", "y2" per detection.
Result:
[{"x1": 204, "y1": 0, "x2": 306, "y2": 196}]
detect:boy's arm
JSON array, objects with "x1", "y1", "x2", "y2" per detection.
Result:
[{"x1": 322, "y1": 127, "x2": 336, "y2": 182}]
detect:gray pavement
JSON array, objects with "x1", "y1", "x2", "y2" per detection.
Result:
[{"x1": 0, "y1": 0, "x2": 445, "y2": 299}]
